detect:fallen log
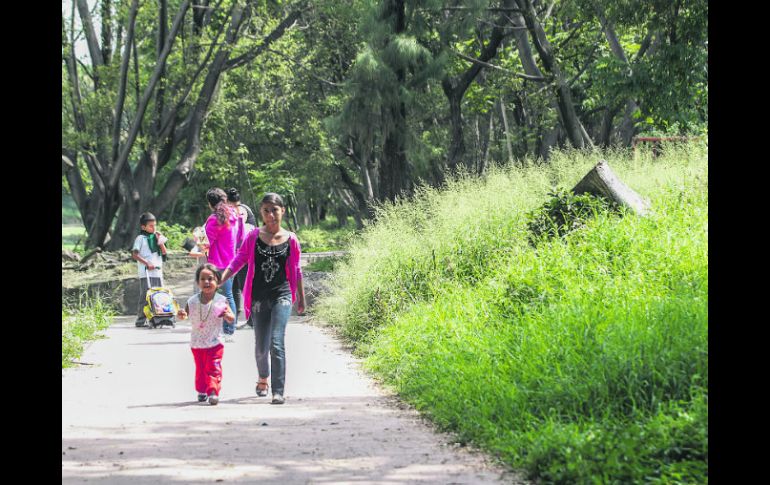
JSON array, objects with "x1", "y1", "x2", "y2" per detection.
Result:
[
  {"x1": 572, "y1": 160, "x2": 650, "y2": 216},
  {"x1": 76, "y1": 247, "x2": 102, "y2": 270}
]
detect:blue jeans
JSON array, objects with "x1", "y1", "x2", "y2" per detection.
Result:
[
  {"x1": 217, "y1": 276, "x2": 237, "y2": 335},
  {"x1": 253, "y1": 296, "x2": 292, "y2": 395}
]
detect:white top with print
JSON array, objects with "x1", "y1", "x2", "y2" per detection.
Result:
[{"x1": 187, "y1": 293, "x2": 226, "y2": 349}]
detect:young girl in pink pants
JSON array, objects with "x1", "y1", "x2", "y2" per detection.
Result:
[{"x1": 177, "y1": 263, "x2": 235, "y2": 405}]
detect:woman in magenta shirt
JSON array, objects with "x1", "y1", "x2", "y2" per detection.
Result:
[
  {"x1": 221, "y1": 193, "x2": 305, "y2": 404},
  {"x1": 204, "y1": 188, "x2": 243, "y2": 338}
]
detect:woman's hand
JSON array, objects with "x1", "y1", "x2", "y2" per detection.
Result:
[
  {"x1": 297, "y1": 300, "x2": 306, "y2": 316},
  {"x1": 220, "y1": 268, "x2": 232, "y2": 282},
  {"x1": 177, "y1": 309, "x2": 188, "y2": 320}
]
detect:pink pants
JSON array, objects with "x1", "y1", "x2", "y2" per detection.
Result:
[{"x1": 191, "y1": 344, "x2": 224, "y2": 396}]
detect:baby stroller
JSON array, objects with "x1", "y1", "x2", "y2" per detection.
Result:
[{"x1": 142, "y1": 271, "x2": 179, "y2": 328}]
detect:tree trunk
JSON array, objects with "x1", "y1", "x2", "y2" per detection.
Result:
[
  {"x1": 499, "y1": 97, "x2": 514, "y2": 164},
  {"x1": 600, "y1": 106, "x2": 620, "y2": 147},
  {"x1": 515, "y1": 0, "x2": 586, "y2": 148},
  {"x1": 153, "y1": 3, "x2": 246, "y2": 215},
  {"x1": 443, "y1": 83, "x2": 465, "y2": 171},
  {"x1": 572, "y1": 160, "x2": 650, "y2": 216},
  {"x1": 442, "y1": 3, "x2": 512, "y2": 171},
  {"x1": 480, "y1": 108, "x2": 494, "y2": 174},
  {"x1": 594, "y1": 6, "x2": 656, "y2": 147},
  {"x1": 509, "y1": 10, "x2": 565, "y2": 157},
  {"x1": 378, "y1": 0, "x2": 411, "y2": 202},
  {"x1": 336, "y1": 211, "x2": 348, "y2": 228}
]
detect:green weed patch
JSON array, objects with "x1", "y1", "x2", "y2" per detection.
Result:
[{"x1": 62, "y1": 293, "x2": 115, "y2": 368}]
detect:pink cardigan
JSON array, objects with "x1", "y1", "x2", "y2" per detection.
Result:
[
  {"x1": 205, "y1": 211, "x2": 241, "y2": 269},
  {"x1": 226, "y1": 227, "x2": 303, "y2": 319}
]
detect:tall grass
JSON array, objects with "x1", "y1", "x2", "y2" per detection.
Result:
[
  {"x1": 317, "y1": 143, "x2": 708, "y2": 483},
  {"x1": 62, "y1": 293, "x2": 115, "y2": 368}
]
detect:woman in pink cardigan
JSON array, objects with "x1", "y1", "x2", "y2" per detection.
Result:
[
  {"x1": 221, "y1": 193, "x2": 305, "y2": 405},
  {"x1": 204, "y1": 188, "x2": 243, "y2": 338}
]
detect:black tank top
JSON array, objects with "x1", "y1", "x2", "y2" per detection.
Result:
[{"x1": 251, "y1": 237, "x2": 291, "y2": 302}]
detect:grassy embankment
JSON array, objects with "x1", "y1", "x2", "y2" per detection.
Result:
[{"x1": 317, "y1": 144, "x2": 708, "y2": 484}]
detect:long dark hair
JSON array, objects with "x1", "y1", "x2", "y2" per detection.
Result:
[
  {"x1": 260, "y1": 192, "x2": 285, "y2": 208},
  {"x1": 206, "y1": 188, "x2": 231, "y2": 226}
]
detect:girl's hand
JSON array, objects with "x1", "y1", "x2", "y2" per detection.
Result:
[
  {"x1": 297, "y1": 300, "x2": 306, "y2": 316},
  {"x1": 221, "y1": 306, "x2": 235, "y2": 323},
  {"x1": 177, "y1": 309, "x2": 188, "y2": 320}
]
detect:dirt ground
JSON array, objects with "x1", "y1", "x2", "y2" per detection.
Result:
[{"x1": 62, "y1": 264, "x2": 529, "y2": 484}]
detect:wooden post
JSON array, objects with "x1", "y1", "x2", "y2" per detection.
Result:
[{"x1": 572, "y1": 160, "x2": 650, "y2": 216}]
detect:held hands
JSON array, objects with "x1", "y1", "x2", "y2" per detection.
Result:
[{"x1": 220, "y1": 305, "x2": 235, "y2": 323}]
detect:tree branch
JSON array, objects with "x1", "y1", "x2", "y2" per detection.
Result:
[
  {"x1": 452, "y1": 50, "x2": 548, "y2": 82},
  {"x1": 76, "y1": 0, "x2": 105, "y2": 69},
  {"x1": 567, "y1": 42, "x2": 599, "y2": 87},
  {"x1": 153, "y1": 1, "x2": 250, "y2": 214},
  {"x1": 265, "y1": 47, "x2": 344, "y2": 87},
  {"x1": 111, "y1": 0, "x2": 139, "y2": 164},
  {"x1": 108, "y1": 0, "x2": 192, "y2": 191},
  {"x1": 157, "y1": 3, "x2": 229, "y2": 141},
  {"x1": 223, "y1": 3, "x2": 308, "y2": 72}
]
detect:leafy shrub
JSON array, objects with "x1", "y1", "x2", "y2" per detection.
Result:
[
  {"x1": 526, "y1": 189, "x2": 619, "y2": 242},
  {"x1": 156, "y1": 221, "x2": 192, "y2": 251}
]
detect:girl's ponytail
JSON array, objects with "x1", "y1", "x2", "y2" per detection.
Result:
[{"x1": 206, "y1": 188, "x2": 231, "y2": 227}]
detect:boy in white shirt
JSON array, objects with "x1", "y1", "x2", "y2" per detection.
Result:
[{"x1": 131, "y1": 212, "x2": 168, "y2": 327}]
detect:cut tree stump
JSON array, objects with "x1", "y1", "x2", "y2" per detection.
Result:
[{"x1": 572, "y1": 160, "x2": 650, "y2": 216}]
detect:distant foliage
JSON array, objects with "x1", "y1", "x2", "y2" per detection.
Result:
[{"x1": 156, "y1": 221, "x2": 192, "y2": 252}]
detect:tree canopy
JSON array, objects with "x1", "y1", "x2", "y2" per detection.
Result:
[{"x1": 62, "y1": 0, "x2": 707, "y2": 248}]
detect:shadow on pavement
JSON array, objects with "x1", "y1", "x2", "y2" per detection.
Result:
[{"x1": 63, "y1": 395, "x2": 522, "y2": 484}]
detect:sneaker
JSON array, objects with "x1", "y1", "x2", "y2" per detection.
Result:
[
  {"x1": 197, "y1": 393, "x2": 207, "y2": 402},
  {"x1": 271, "y1": 394, "x2": 285, "y2": 405},
  {"x1": 135, "y1": 319, "x2": 147, "y2": 327},
  {"x1": 236, "y1": 320, "x2": 249, "y2": 330},
  {"x1": 224, "y1": 334, "x2": 235, "y2": 343},
  {"x1": 208, "y1": 394, "x2": 219, "y2": 405}
]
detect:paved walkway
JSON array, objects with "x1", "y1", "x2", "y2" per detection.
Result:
[{"x1": 62, "y1": 266, "x2": 526, "y2": 484}]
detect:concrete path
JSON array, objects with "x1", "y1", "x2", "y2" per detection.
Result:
[{"x1": 62, "y1": 265, "x2": 526, "y2": 484}]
